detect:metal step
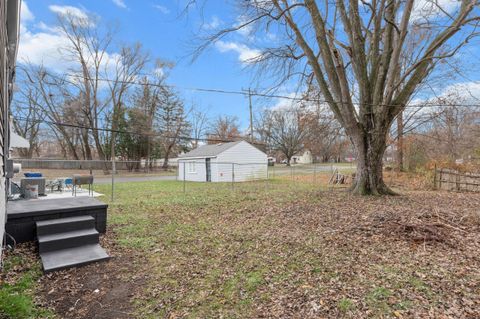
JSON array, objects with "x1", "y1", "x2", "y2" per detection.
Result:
[
  {"x1": 36, "y1": 216, "x2": 95, "y2": 236},
  {"x1": 40, "y1": 244, "x2": 110, "y2": 273},
  {"x1": 38, "y1": 228, "x2": 99, "y2": 253}
]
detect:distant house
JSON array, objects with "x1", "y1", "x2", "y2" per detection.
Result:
[
  {"x1": 345, "y1": 156, "x2": 356, "y2": 163},
  {"x1": 178, "y1": 141, "x2": 268, "y2": 182},
  {"x1": 1, "y1": 0, "x2": 21, "y2": 262},
  {"x1": 292, "y1": 150, "x2": 313, "y2": 164}
]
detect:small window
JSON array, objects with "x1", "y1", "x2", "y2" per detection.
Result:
[{"x1": 188, "y1": 162, "x2": 196, "y2": 173}]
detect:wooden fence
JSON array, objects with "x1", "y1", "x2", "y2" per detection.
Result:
[{"x1": 434, "y1": 168, "x2": 480, "y2": 192}]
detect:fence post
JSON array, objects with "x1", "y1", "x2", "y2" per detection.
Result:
[
  {"x1": 439, "y1": 168, "x2": 443, "y2": 190},
  {"x1": 111, "y1": 158, "x2": 115, "y2": 202},
  {"x1": 231, "y1": 163, "x2": 235, "y2": 190},
  {"x1": 456, "y1": 171, "x2": 460, "y2": 191},
  {"x1": 266, "y1": 163, "x2": 269, "y2": 192},
  {"x1": 183, "y1": 161, "x2": 186, "y2": 194},
  {"x1": 433, "y1": 164, "x2": 437, "y2": 189}
]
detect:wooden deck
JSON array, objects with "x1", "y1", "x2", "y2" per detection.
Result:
[{"x1": 6, "y1": 197, "x2": 108, "y2": 244}]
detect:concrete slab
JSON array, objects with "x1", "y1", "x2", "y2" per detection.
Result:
[
  {"x1": 41, "y1": 244, "x2": 110, "y2": 273},
  {"x1": 36, "y1": 215, "x2": 94, "y2": 227},
  {"x1": 6, "y1": 197, "x2": 108, "y2": 244},
  {"x1": 36, "y1": 216, "x2": 96, "y2": 236},
  {"x1": 7, "y1": 197, "x2": 107, "y2": 218}
]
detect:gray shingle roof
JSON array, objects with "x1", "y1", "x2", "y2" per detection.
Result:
[{"x1": 180, "y1": 141, "x2": 243, "y2": 158}]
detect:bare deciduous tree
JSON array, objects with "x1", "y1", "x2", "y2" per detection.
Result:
[
  {"x1": 108, "y1": 43, "x2": 149, "y2": 165},
  {"x1": 20, "y1": 64, "x2": 82, "y2": 159},
  {"x1": 11, "y1": 84, "x2": 43, "y2": 158},
  {"x1": 189, "y1": 105, "x2": 209, "y2": 148},
  {"x1": 257, "y1": 107, "x2": 308, "y2": 165},
  {"x1": 300, "y1": 104, "x2": 345, "y2": 162},
  {"x1": 194, "y1": 0, "x2": 480, "y2": 194},
  {"x1": 208, "y1": 115, "x2": 241, "y2": 143},
  {"x1": 57, "y1": 11, "x2": 114, "y2": 161}
]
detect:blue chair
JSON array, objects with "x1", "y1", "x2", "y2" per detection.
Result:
[
  {"x1": 64, "y1": 178, "x2": 73, "y2": 190},
  {"x1": 24, "y1": 172, "x2": 42, "y2": 178}
]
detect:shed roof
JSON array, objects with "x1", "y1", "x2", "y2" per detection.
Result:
[{"x1": 180, "y1": 141, "x2": 244, "y2": 158}]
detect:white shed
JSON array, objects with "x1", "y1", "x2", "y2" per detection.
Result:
[{"x1": 178, "y1": 141, "x2": 268, "y2": 182}]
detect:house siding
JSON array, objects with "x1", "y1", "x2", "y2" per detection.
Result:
[
  {"x1": 0, "y1": 1, "x2": 8, "y2": 261},
  {"x1": 216, "y1": 141, "x2": 268, "y2": 182},
  {"x1": 1, "y1": 0, "x2": 18, "y2": 262},
  {"x1": 292, "y1": 150, "x2": 313, "y2": 164},
  {"x1": 177, "y1": 141, "x2": 268, "y2": 183},
  {"x1": 178, "y1": 158, "x2": 208, "y2": 182}
]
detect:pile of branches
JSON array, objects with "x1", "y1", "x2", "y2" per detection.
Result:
[{"x1": 371, "y1": 210, "x2": 468, "y2": 247}]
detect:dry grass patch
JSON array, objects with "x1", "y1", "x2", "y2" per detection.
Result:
[{"x1": 2, "y1": 180, "x2": 479, "y2": 318}]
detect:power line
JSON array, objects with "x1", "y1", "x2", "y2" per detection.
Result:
[
  {"x1": 15, "y1": 113, "x2": 479, "y2": 152},
  {"x1": 13, "y1": 116, "x2": 266, "y2": 146},
  {"x1": 33, "y1": 70, "x2": 480, "y2": 110}
]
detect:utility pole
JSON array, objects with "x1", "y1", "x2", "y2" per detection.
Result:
[{"x1": 248, "y1": 88, "x2": 253, "y2": 143}]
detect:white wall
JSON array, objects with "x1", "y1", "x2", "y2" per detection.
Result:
[
  {"x1": 216, "y1": 141, "x2": 268, "y2": 182},
  {"x1": 212, "y1": 161, "x2": 234, "y2": 182},
  {"x1": 178, "y1": 158, "x2": 207, "y2": 182},
  {"x1": 178, "y1": 142, "x2": 268, "y2": 182},
  {"x1": 292, "y1": 151, "x2": 313, "y2": 164}
]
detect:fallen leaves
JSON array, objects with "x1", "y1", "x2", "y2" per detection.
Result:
[{"x1": 3, "y1": 181, "x2": 480, "y2": 318}]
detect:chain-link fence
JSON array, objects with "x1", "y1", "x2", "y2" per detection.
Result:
[{"x1": 10, "y1": 158, "x2": 357, "y2": 201}]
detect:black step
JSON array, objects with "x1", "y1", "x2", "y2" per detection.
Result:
[
  {"x1": 40, "y1": 244, "x2": 110, "y2": 273},
  {"x1": 36, "y1": 216, "x2": 95, "y2": 236},
  {"x1": 38, "y1": 229, "x2": 99, "y2": 253}
]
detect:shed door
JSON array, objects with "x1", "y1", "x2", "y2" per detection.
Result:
[{"x1": 205, "y1": 158, "x2": 211, "y2": 182}]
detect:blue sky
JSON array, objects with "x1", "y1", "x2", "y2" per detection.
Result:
[
  {"x1": 18, "y1": 0, "x2": 267, "y2": 129},
  {"x1": 17, "y1": 0, "x2": 480, "y2": 130}
]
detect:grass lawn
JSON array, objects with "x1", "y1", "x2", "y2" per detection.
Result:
[
  {"x1": 270, "y1": 162, "x2": 357, "y2": 177},
  {"x1": 1, "y1": 177, "x2": 479, "y2": 318}
]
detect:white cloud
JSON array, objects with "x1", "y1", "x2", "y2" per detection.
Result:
[
  {"x1": 235, "y1": 15, "x2": 254, "y2": 38},
  {"x1": 18, "y1": 28, "x2": 72, "y2": 71},
  {"x1": 203, "y1": 16, "x2": 222, "y2": 30},
  {"x1": 20, "y1": 2, "x2": 35, "y2": 34},
  {"x1": 35, "y1": 21, "x2": 59, "y2": 33},
  {"x1": 153, "y1": 4, "x2": 170, "y2": 14},
  {"x1": 49, "y1": 5, "x2": 89, "y2": 21},
  {"x1": 153, "y1": 67, "x2": 165, "y2": 77},
  {"x1": 21, "y1": 1, "x2": 34, "y2": 23},
  {"x1": 411, "y1": 0, "x2": 460, "y2": 22},
  {"x1": 408, "y1": 80, "x2": 480, "y2": 119},
  {"x1": 112, "y1": 0, "x2": 127, "y2": 9},
  {"x1": 438, "y1": 81, "x2": 480, "y2": 101},
  {"x1": 215, "y1": 41, "x2": 261, "y2": 64},
  {"x1": 271, "y1": 92, "x2": 302, "y2": 110},
  {"x1": 18, "y1": 5, "x2": 117, "y2": 77},
  {"x1": 18, "y1": 6, "x2": 72, "y2": 71}
]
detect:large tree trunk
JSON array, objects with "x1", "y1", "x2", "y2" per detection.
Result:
[
  {"x1": 64, "y1": 135, "x2": 79, "y2": 160},
  {"x1": 146, "y1": 136, "x2": 151, "y2": 173},
  {"x1": 162, "y1": 144, "x2": 173, "y2": 169},
  {"x1": 350, "y1": 131, "x2": 396, "y2": 195},
  {"x1": 286, "y1": 155, "x2": 292, "y2": 166}
]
